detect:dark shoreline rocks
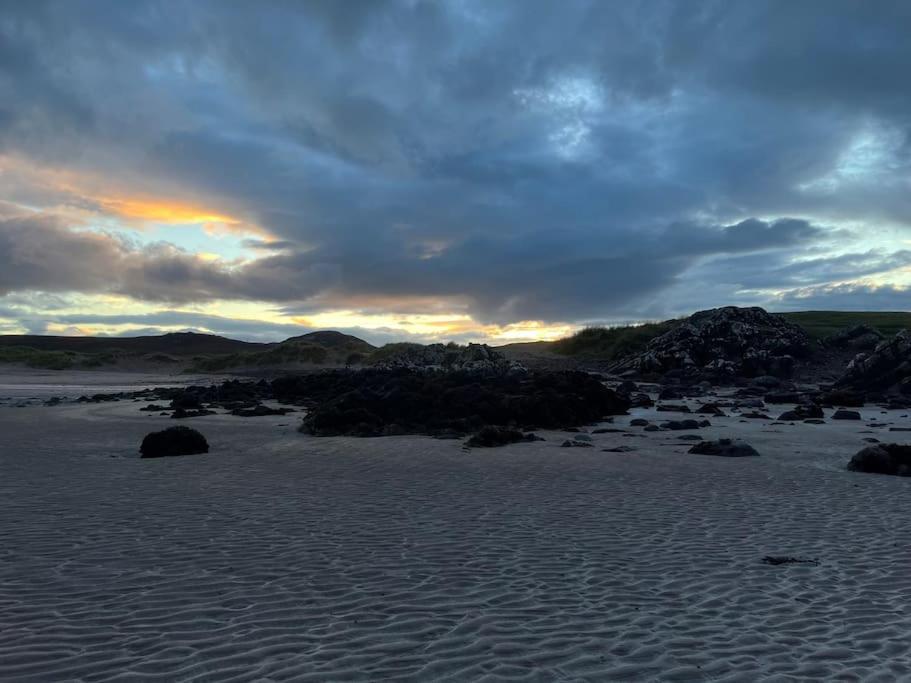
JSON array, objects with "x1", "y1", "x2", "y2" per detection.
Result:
[
  {"x1": 465, "y1": 426, "x2": 542, "y2": 448},
  {"x1": 296, "y1": 368, "x2": 630, "y2": 437}
]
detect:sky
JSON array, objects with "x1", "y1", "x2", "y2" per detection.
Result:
[{"x1": 0, "y1": 0, "x2": 909, "y2": 345}]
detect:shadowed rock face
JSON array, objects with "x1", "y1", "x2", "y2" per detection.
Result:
[
  {"x1": 847, "y1": 443, "x2": 911, "y2": 476},
  {"x1": 612, "y1": 307, "x2": 810, "y2": 381},
  {"x1": 296, "y1": 368, "x2": 630, "y2": 437},
  {"x1": 836, "y1": 330, "x2": 911, "y2": 394},
  {"x1": 140, "y1": 426, "x2": 209, "y2": 458},
  {"x1": 823, "y1": 325, "x2": 885, "y2": 352}
]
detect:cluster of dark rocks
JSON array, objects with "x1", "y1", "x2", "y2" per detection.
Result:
[
  {"x1": 295, "y1": 368, "x2": 630, "y2": 437},
  {"x1": 836, "y1": 329, "x2": 911, "y2": 397},
  {"x1": 373, "y1": 342, "x2": 523, "y2": 373},
  {"x1": 611, "y1": 306, "x2": 811, "y2": 381}
]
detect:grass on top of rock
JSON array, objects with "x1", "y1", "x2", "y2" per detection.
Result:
[
  {"x1": 552, "y1": 321, "x2": 678, "y2": 359},
  {"x1": 551, "y1": 310, "x2": 911, "y2": 359}
]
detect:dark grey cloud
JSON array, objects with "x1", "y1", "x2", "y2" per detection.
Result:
[{"x1": 1, "y1": 0, "x2": 909, "y2": 326}]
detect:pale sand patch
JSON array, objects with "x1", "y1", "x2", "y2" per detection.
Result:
[{"x1": 0, "y1": 397, "x2": 909, "y2": 680}]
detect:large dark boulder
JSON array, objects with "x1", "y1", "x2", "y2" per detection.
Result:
[
  {"x1": 688, "y1": 439, "x2": 759, "y2": 457},
  {"x1": 847, "y1": 444, "x2": 911, "y2": 476},
  {"x1": 140, "y1": 426, "x2": 209, "y2": 458},
  {"x1": 611, "y1": 306, "x2": 810, "y2": 381}
]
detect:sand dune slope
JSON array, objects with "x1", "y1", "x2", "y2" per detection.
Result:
[{"x1": 1, "y1": 401, "x2": 910, "y2": 681}]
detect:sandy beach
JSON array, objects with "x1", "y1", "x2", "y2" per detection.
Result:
[{"x1": 1, "y1": 378, "x2": 910, "y2": 681}]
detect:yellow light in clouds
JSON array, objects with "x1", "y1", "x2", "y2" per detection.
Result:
[
  {"x1": 293, "y1": 310, "x2": 574, "y2": 343},
  {"x1": 294, "y1": 311, "x2": 475, "y2": 335},
  {"x1": 95, "y1": 196, "x2": 239, "y2": 225}
]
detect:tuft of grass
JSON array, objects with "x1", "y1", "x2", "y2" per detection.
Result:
[{"x1": 552, "y1": 321, "x2": 678, "y2": 359}]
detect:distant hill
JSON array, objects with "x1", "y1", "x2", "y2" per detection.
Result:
[
  {"x1": 188, "y1": 331, "x2": 376, "y2": 372},
  {"x1": 3, "y1": 310, "x2": 910, "y2": 372},
  {"x1": 0, "y1": 331, "x2": 268, "y2": 356},
  {"x1": 0, "y1": 330, "x2": 375, "y2": 372}
]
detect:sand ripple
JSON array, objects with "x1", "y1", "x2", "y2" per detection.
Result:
[{"x1": 1, "y1": 402, "x2": 910, "y2": 680}]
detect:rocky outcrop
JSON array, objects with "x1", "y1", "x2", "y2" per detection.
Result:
[
  {"x1": 373, "y1": 343, "x2": 522, "y2": 372},
  {"x1": 298, "y1": 368, "x2": 630, "y2": 437},
  {"x1": 611, "y1": 307, "x2": 810, "y2": 381},
  {"x1": 835, "y1": 330, "x2": 911, "y2": 394},
  {"x1": 140, "y1": 426, "x2": 209, "y2": 458}
]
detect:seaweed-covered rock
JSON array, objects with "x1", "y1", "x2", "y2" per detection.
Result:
[
  {"x1": 688, "y1": 439, "x2": 759, "y2": 457},
  {"x1": 847, "y1": 443, "x2": 911, "y2": 476},
  {"x1": 465, "y1": 426, "x2": 541, "y2": 448},
  {"x1": 140, "y1": 426, "x2": 209, "y2": 458},
  {"x1": 298, "y1": 368, "x2": 630, "y2": 437},
  {"x1": 611, "y1": 306, "x2": 810, "y2": 380}
]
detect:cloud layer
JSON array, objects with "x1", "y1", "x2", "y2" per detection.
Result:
[{"x1": 1, "y1": 1, "x2": 909, "y2": 339}]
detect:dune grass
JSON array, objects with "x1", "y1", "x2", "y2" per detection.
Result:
[
  {"x1": 0, "y1": 346, "x2": 117, "y2": 370},
  {"x1": 551, "y1": 321, "x2": 679, "y2": 359}
]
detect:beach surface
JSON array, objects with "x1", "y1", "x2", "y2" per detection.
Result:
[{"x1": 1, "y1": 381, "x2": 910, "y2": 681}]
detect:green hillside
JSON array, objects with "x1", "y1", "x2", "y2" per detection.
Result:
[{"x1": 779, "y1": 311, "x2": 911, "y2": 341}]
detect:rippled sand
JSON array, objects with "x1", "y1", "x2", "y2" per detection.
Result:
[{"x1": 1, "y1": 397, "x2": 910, "y2": 681}]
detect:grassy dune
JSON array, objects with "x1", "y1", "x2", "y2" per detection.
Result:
[{"x1": 551, "y1": 311, "x2": 911, "y2": 359}]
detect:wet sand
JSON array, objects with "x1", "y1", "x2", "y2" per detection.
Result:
[{"x1": 1, "y1": 389, "x2": 910, "y2": 680}]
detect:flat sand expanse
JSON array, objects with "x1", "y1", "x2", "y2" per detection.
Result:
[{"x1": 1, "y1": 393, "x2": 910, "y2": 681}]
